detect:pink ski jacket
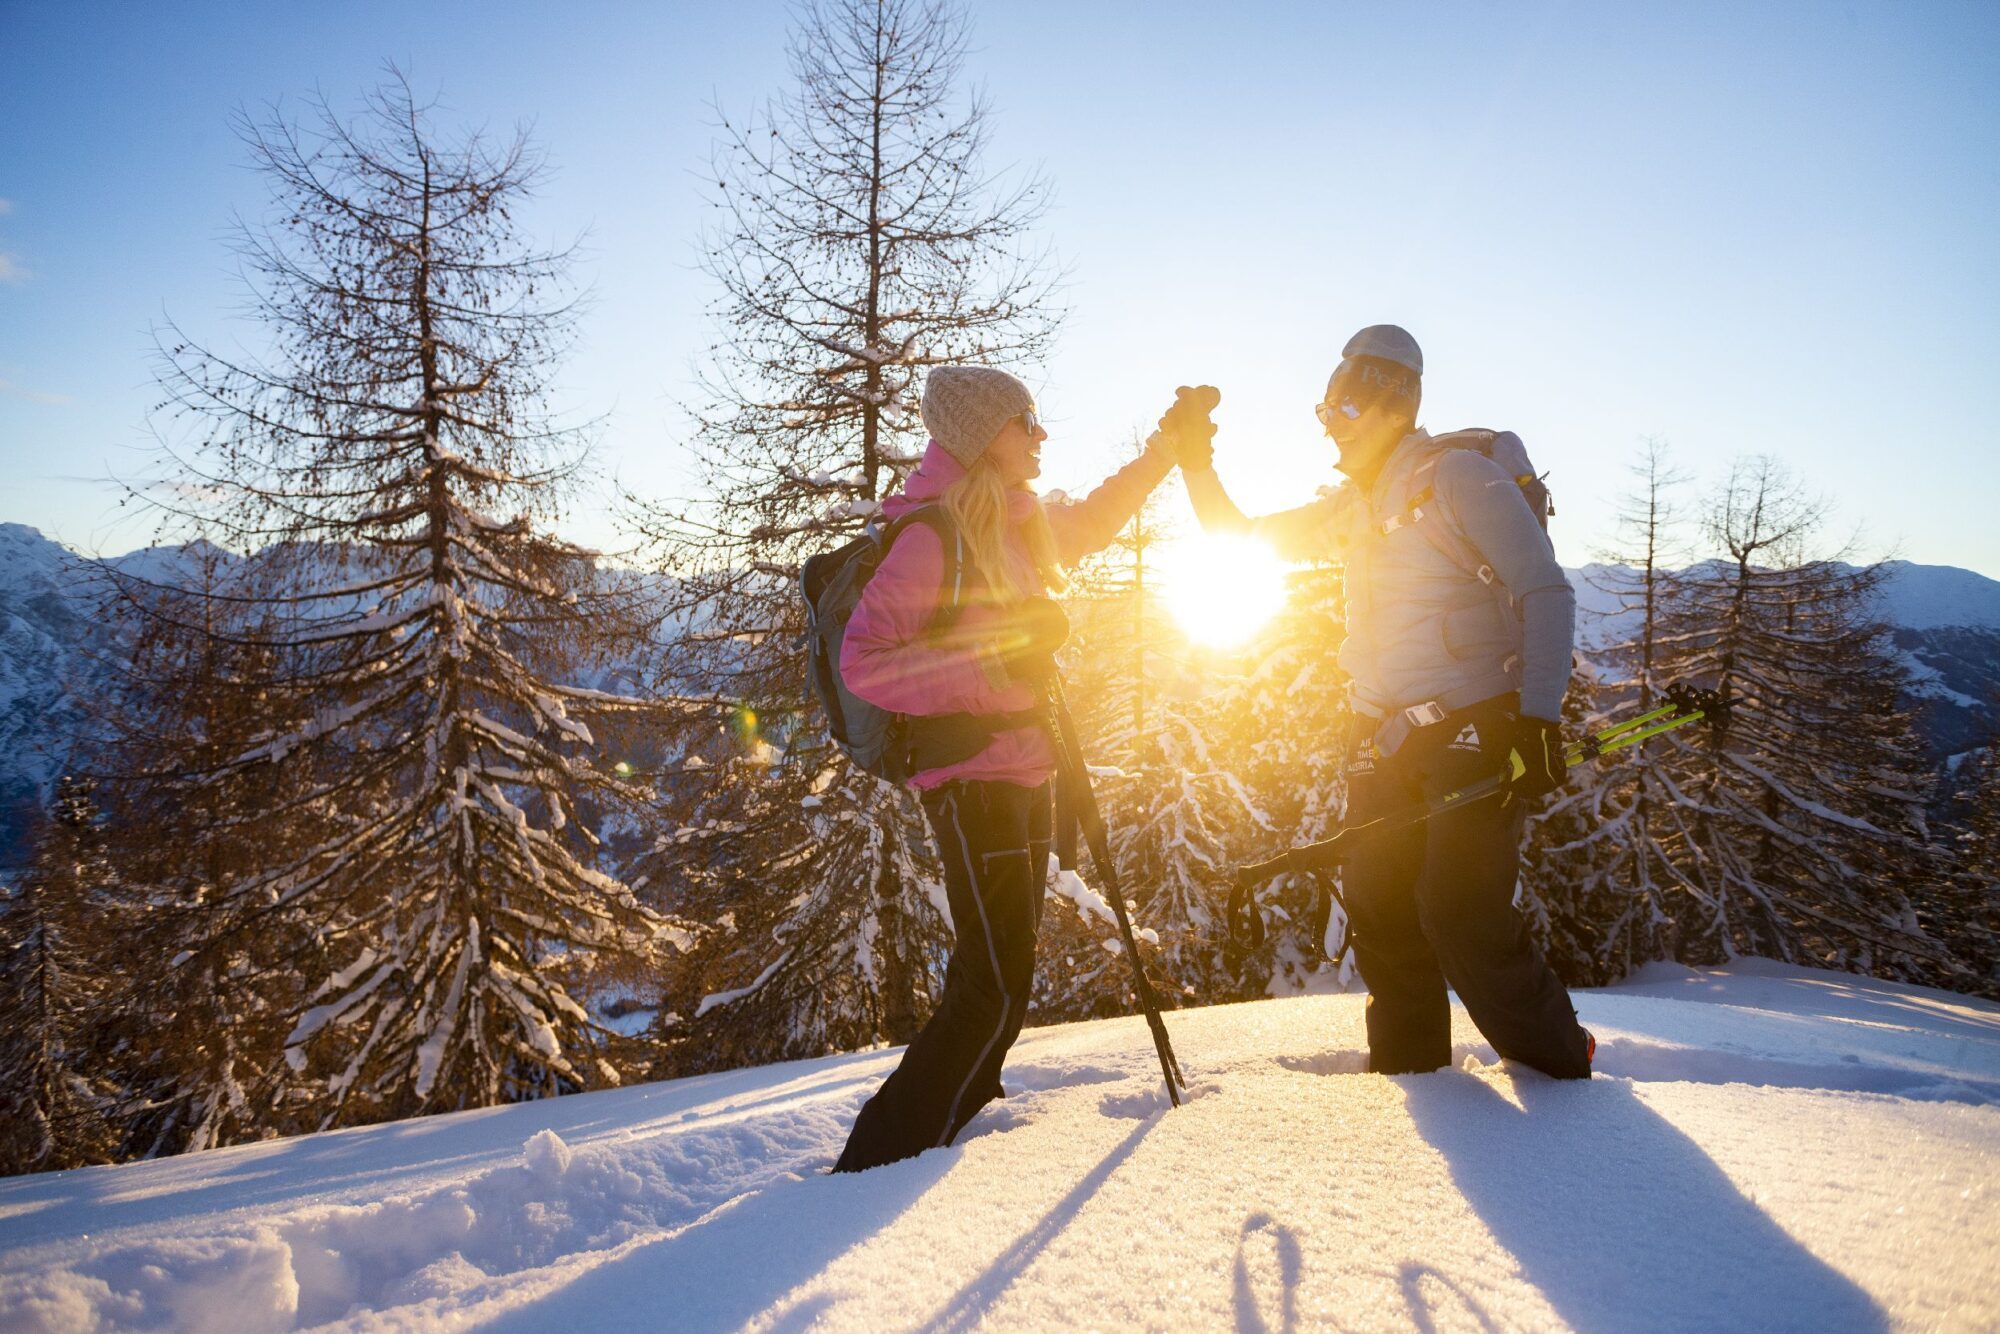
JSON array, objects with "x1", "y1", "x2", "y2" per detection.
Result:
[{"x1": 840, "y1": 439, "x2": 1174, "y2": 789}]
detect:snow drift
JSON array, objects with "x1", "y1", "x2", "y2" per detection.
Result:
[{"x1": 1, "y1": 961, "x2": 1995, "y2": 1331}]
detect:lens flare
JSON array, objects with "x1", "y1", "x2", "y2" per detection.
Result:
[{"x1": 1155, "y1": 532, "x2": 1290, "y2": 649}]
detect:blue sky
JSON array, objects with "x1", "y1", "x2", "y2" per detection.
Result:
[{"x1": 2, "y1": 1, "x2": 1997, "y2": 574}]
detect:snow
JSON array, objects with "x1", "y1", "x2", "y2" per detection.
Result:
[
  {"x1": 2, "y1": 962, "x2": 1997, "y2": 1331},
  {"x1": 694, "y1": 950, "x2": 790, "y2": 1018},
  {"x1": 1869, "y1": 560, "x2": 2000, "y2": 631},
  {"x1": 1047, "y1": 867, "x2": 1159, "y2": 946},
  {"x1": 1569, "y1": 559, "x2": 2000, "y2": 641},
  {"x1": 1896, "y1": 646, "x2": 1984, "y2": 708}
]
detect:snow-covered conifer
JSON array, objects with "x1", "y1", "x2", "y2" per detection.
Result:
[
  {"x1": 120, "y1": 73, "x2": 671, "y2": 1133},
  {"x1": 1229, "y1": 563, "x2": 1357, "y2": 995},
  {"x1": 1036, "y1": 488, "x2": 1274, "y2": 1015},
  {"x1": 0, "y1": 780, "x2": 122, "y2": 1174},
  {"x1": 1944, "y1": 744, "x2": 2000, "y2": 996}
]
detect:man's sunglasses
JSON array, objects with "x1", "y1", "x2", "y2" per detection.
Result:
[{"x1": 1314, "y1": 397, "x2": 1362, "y2": 428}]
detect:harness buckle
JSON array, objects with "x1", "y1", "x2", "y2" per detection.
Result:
[{"x1": 1402, "y1": 699, "x2": 1449, "y2": 728}]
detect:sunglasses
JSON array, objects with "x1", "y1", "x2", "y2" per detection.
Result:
[
  {"x1": 1314, "y1": 397, "x2": 1362, "y2": 428},
  {"x1": 1017, "y1": 407, "x2": 1042, "y2": 434}
]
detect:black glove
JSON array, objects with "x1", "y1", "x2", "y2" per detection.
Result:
[
  {"x1": 1508, "y1": 714, "x2": 1568, "y2": 800},
  {"x1": 1155, "y1": 384, "x2": 1221, "y2": 473},
  {"x1": 997, "y1": 597, "x2": 1069, "y2": 685}
]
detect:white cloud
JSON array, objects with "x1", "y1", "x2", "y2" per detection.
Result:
[
  {"x1": 0, "y1": 253, "x2": 25, "y2": 284},
  {"x1": 0, "y1": 198, "x2": 13, "y2": 214},
  {"x1": 0, "y1": 377, "x2": 72, "y2": 406}
]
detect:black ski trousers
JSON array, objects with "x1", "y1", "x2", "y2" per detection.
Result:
[
  {"x1": 834, "y1": 779, "x2": 1051, "y2": 1173},
  {"x1": 1342, "y1": 696, "x2": 1591, "y2": 1079}
]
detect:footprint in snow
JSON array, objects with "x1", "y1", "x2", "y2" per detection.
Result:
[
  {"x1": 1098, "y1": 1081, "x2": 1218, "y2": 1119},
  {"x1": 1277, "y1": 1042, "x2": 1499, "y2": 1078},
  {"x1": 1002, "y1": 1063, "x2": 1129, "y2": 1092}
]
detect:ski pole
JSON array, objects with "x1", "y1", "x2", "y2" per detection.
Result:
[
  {"x1": 1047, "y1": 678, "x2": 1187, "y2": 1106},
  {"x1": 1226, "y1": 684, "x2": 1727, "y2": 947}
]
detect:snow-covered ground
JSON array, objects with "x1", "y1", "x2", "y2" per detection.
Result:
[{"x1": 2, "y1": 961, "x2": 1996, "y2": 1332}]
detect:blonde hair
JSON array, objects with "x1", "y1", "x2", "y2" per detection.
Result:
[{"x1": 940, "y1": 456, "x2": 1068, "y2": 603}]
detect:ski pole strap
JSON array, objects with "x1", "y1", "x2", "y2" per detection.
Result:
[
  {"x1": 1224, "y1": 864, "x2": 1353, "y2": 962},
  {"x1": 1225, "y1": 875, "x2": 1265, "y2": 949},
  {"x1": 1309, "y1": 874, "x2": 1353, "y2": 965}
]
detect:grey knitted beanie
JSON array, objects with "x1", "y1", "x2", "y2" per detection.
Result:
[
  {"x1": 1342, "y1": 324, "x2": 1423, "y2": 376},
  {"x1": 921, "y1": 366, "x2": 1036, "y2": 468},
  {"x1": 1326, "y1": 324, "x2": 1423, "y2": 412}
]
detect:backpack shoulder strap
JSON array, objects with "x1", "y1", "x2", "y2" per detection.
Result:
[
  {"x1": 1378, "y1": 432, "x2": 1510, "y2": 597},
  {"x1": 881, "y1": 504, "x2": 972, "y2": 626}
]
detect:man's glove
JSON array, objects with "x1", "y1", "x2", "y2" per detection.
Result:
[
  {"x1": 1507, "y1": 715, "x2": 1568, "y2": 801},
  {"x1": 997, "y1": 597, "x2": 1069, "y2": 686},
  {"x1": 1153, "y1": 384, "x2": 1221, "y2": 473}
]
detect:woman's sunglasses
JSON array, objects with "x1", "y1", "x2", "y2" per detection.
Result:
[{"x1": 1017, "y1": 408, "x2": 1042, "y2": 434}]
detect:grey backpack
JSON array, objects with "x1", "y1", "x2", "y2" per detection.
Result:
[
  {"x1": 1381, "y1": 428, "x2": 1552, "y2": 595},
  {"x1": 800, "y1": 507, "x2": 1042, "y2": 782}
]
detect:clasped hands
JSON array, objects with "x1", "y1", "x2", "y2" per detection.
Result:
[{"x1": 1149, "y1": 384, "x2": 1222, "y2": 474}]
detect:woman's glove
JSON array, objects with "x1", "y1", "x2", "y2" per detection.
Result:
[
  {"x1": 996, "y1": 597, "x2": 1069, "y2": 686},
  {"x1": 1153, "y1": 384, "x2": 1221, "y2": 473},
  {"x1": 1508, "y1": 714, "x2": 1568, "y2": 800}
]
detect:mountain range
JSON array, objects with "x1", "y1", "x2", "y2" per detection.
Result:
[{"x1": 3, "y1": 524, "x2": 1996, "y2": 868}]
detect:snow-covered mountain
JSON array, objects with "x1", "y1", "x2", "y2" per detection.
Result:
[
  {"x1": 4, "y1": 526, "x2": 1997, "y2": 867},
  {"x1": 1571, "y1": 559, "x2": 2000, "y2": 760},
  {"x1": 0, "y1": 525, "x2": 670, "y2": 870},
  {"x1": 0, "y1": 961, "x2": 1993, "y2": 1330},
  {"x1": 0, "y1": 525, "x2": 250, "y2": 870},
  {"x1": 0, "y1": 524, "x2": 110, "y2": 865},
  {"x1": 1570, "y1": 558, "x2": 2000, "y2": 642}
]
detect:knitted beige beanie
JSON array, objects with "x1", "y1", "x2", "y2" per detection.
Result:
[{"x1": 920, "y1": 366, "x2": 1036, "y2": 468}]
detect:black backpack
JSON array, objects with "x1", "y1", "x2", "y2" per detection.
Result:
[{"x1": 801, "y1": 506, "x2": 1043, "y2": 783}]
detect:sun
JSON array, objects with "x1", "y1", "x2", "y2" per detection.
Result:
[{"x1": 1155, "y1": 532, "x2": 1292, "y2": 649}]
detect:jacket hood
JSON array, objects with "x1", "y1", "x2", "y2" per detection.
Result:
[
  {"x1": 884, "y1": 440, "x2": 963, "y2": 515},
  {"x1": 884, "y1": 440, "x2": 1038, "y2": 520}
]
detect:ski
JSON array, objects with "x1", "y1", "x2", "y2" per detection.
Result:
[{"x1": 1226, "y1": 683, "x2": 1727, "y2": 950}]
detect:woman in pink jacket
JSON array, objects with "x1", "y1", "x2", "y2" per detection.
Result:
[{"x1": 832, "y1": 366, "x2": 1184, "y2": 1173}]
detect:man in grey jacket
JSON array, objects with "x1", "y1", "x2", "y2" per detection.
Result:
[{"x1": 1162, "y1": 324, "x2": 1592, "y2": 1079}]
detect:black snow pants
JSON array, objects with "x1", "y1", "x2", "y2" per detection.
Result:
[
  {"x1": 833, "y1": 779, "x2": 1051, "y2": 1173},
  {"x1": 1341, "y1": 695, "x2": 1591, "y2": 1079}
]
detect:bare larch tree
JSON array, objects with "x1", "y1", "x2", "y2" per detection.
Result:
[
  {"x1": 1652, "y1": 456, "x2": 1955, "y2": 982},
  {"x1": 628, "y1": 0, "x2": 1059, "y2": 1073},
  {"x1": 1521, "y1": 440, "x2": 1698, "y2": 983}
]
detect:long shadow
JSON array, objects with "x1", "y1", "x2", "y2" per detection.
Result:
[
  {"x1": 918, "y1": 1114, "x2": 1156, "y2": 1332},
  {"x1": 1400, "y1": 1073, "x2": 1888, "y2": 1332},
  {"x1": 1397, "y1": 1262, "x2": 1500, "y2": 1334},
  {"x1": 482, "y1": 1150, "x2": 956, "y2": 1333},
  {"x1": 1612, "y1": 967, "x2": 2000, "y2": 1045},
  {"x1": 1232, "y1": 1211, "x2": 1303, "y2": 1334}
]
